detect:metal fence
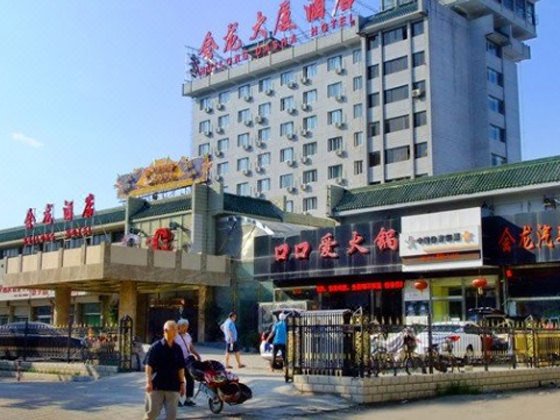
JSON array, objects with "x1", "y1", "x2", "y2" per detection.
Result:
[{"x1": 284, "y1": 310, "x2": 560, "y2": 382}]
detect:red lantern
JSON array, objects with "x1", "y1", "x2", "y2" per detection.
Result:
[
  {"x1": 414, "y1": 279, "x2": 428, "y2": 292},
  {"x1": 472, "y1": 277, "x2": 488, "y2": 289}
]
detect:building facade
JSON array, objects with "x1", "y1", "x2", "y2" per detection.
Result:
[{"x1": 184, "y1": 0, "x2": 537, "y2": 217}]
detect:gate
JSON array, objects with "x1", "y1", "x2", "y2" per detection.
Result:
[{"x1": 118, "y1": 315, "x2": 133, "y2": 372}]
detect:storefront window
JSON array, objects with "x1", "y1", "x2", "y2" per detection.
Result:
[
  {"x1": 34, "y1": 306, "x2": 52, "y2": 324},
  {"x1": 508, "y1": 273, "x2": 560, "y2": 319},
  {"x1": 82, "y1": 303, "x2": 101, "y2": 326}
]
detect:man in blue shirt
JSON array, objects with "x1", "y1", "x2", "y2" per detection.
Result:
[
  {"x1": 267, "y1": 313, "x2": 287, "y2": 371},
  {"x1": 223, "y1": 312, "x2": 245, "y2": 369},
  {"x1": 144, "y1": 320, "x2": 186, "y2": 420}
]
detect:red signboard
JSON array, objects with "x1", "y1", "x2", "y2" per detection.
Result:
[
  {"x1": 316, "y1": 280, "x2": 404, "y2": 294},
  {"x1": 498, "y1": 224, "x2": 560, "y2": 253}
]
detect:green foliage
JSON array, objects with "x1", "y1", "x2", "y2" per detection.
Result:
[{"x1": 436, "y1": 381, "x2": 480, "y2": 396}]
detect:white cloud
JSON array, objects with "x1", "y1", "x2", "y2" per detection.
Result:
[{"x1": 11, "y1": 132, "x2": 44, "y2": 148}]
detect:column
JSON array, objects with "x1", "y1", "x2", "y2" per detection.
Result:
[
  {"x1": 99, "y1": 295, "x2": 112, "y2": 327},
  {"x1": 8, "y1": 304, "x2": 15, "y2": 323},
  {"x1": 53, "y1": 286, "x2": 72, "y2": 326},
  {"x1": 118, "y1": 281, "x2": 138, "y2": 335},
  {"x1": 135, "y1": 293, "x2": 148, "y2": 341},
  {"x1": 197, "y1": 286, "x2": 213, "y2": 343}
]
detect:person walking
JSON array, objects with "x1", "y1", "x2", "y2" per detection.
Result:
[
  {"x1": 267, "y1": 313, "x2": 287, "y2": 371},
  {"x1": 222, "y1": 312, "x2": 245, "y2": 369},
  {"x1": 175, "y1": 318, "x2": 201, "y2": 407},
  {"x1": 144, "y1": 320, "x2": 186, "y2": 420}
]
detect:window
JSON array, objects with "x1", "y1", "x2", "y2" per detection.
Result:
[
  {"x1": 303, "y1": 197, "x2": 317, "y2": 211},
  {"x1": 303, "y1": 115, "x2": 317, "y2": 130},
  {"x1": 412, "y1": 20, "x2": 424, "y2": 37},
  {"x1": 327, "y1": 55, "x2": 343, "y2": 72},
  {"x1": 258, "y1": 127, "x2": 270, "y2": 142},
  {"x1": 280, "y1": 173, "x2": 294, "y2": 188},
  {"x1": 303, "y1": 63, "x2": 318, "y2": 78},
  {"x1": 369, "y1": 151, "x2": 381, "y2": 167},
  {"x1": 199, "y1": 120, "x2": 211, "y2": 133},
  {"x1": 303, "y1": 169, "x2": 318, "y2": 183},
  {"x1": 218, "y1": 91, "x2": 230, "y2": 104},
  {"x1": 280, "y1": 122, "x2": 294, "y2": 136},
  {"x1": 369, "y1": 122, "x2": 380, "y2": 137},
  {"x1": 237, "y1": 133, "x2": 250, "y2": 147},
  {"x1": 217, "y1": 162, "x2": 229, "y2": 175},
  {"x1": 303, "y1": 142, "x2": 317, "y2": 157},
  {"x1": 486, "y1": 40, "x2": 501, "y2": 58},
  {"x1": 258, "y1": 152, "x2": 271, "y2": 167},
  {"x1": 489, "y1": 125, "x2": 506, "y2": 143},
  {"x1": 382, "y1": 26, "x2": 407, "y2": 45},
  {"x1": 503, "y1": 0, "x2": 513, "y2": 10},
  {"x1": 218, "y1": 114, "x2": 230, "y2": 129},
  {"x1": 413, "y1": 80, "x2": 426, "y2": 96},
  {"x1": 383, "y1": 56, "x2": 408, "y2": 75},
  {"x1": 487, "y1": 68, "x2": 503, "y2": 87},
  {"x1": 258, "y1": 102, "x2": 271, "y2": 118},
  {"x1": 238, "y1": 84, "x2": 251, "y2": 98},
  {"x1": 238, "y1": 109, "x2": 251, "y2": 123},
  {"x1": 280, "y1": 96, "x2": 295, "y2": 111},
  {"x1": 237, "y1": 157, "x2": 249, "y2": 171},
  {"x1": 527, "y1": 2, "x2": 535, "y2": 25},
  {"x1": 385, "y1": 146, "x2": 410, "y2": 163},
  {"x1": 353, "y1": 104, "x2": 363, "y2": 119},
  {"x1": 488, "y1": 96, "x2": 505, "y2": 114},
  {"x1": 303, "y1": 89, "x2": 318, "y2": 104},
  {"x1": 328, "y1": 165, "x2": 343, "y2": 179},
  {"x1": 198, "y1": 143, "x2": 210, "y2": 156},
  {"x1": 352, "y1": 49, "x2": 362, "y2": 63},
  {"x1": 491, "y1": 154, "x2": 507, "y2": 166},
  {"x1": 367, "y1": 93, "x2": 380, "y2": 108},
  {"x1": 385, "y1": 115, "x2": 410, "y2": 133},
  {"x1": 515, "y1": 0, "x2": 526, "y2": 20},
  {"x1": 368, "y1": 34, "x2": 379, "y2": 49},
  {"x1": 280, "y1": 147, "x2": 294, "y2": 162},
  {"x1": 280, "y1": 71, "x2": 295, "y2": 85},
  {"x1": 327, "y1": 82, "x2": 343, "y2": 98},
  {"x1": 237, "y1": 182, "x2": 250, "y2": 196},
  {"x1": 327, "y1": 109, "x2": 343, "y2": 125},
  {"x1": 414, "y1": 142, "x2": 428, "y2": 158},
  {"x1": 199, "y1": 97, "x2": 212, "y2": 111},
  {"x1": 354, "y1": 160, "x2": 363, "y2": 175},
  {"x1": 257, "y1": 178, "x2": 271, "y2": 192},
  {"x1": 353, "y1": 76, "x2": 363, "y2": 91},
  {"x1": 412, "y1": 51, "x2": 425, "y2": 67},
  {"x1": 286, "y1": 200, "x2": 294, "y2": 212},
  {"x1": 259, "y1": 78, "x2": 272, "y2": 92},
  {"x1": 354, "y1": 132, "x2": 364, "y2": 146},
  {"x1": 367, "y1": 64, "x2": 379, "y2": 79},
  {"x1": 217, "y1": 138, "x2": 229, "y2": 152},
  {"x1": 328, "y1": 136, "x2": 343, "y2": 152},
  {"x1": 384, "y1": 85, "x2": 409, "y2": 104},
  {"x1": 413, "y1": 111, "x2": 427, "y2": 127}
]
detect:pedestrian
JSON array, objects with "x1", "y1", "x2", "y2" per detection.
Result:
[
  {"x1": 144, "y1": 320, "x2": 186, "y2": 420},
  {"x1": 175, "y1": 318, "x2": 201, "y2": 407},
  {"x1": 267, "y1": 313, "x2": 287, "y2": 371},
  {"x1": 222, "y1": 311, "x2": 246, "y2": 369}
]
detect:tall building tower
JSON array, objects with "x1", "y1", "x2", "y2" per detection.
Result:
[{"x1": 183, "y1": 0, "x2": 537, "y2": 216}]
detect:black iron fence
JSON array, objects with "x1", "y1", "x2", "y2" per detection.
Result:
[{"x1": 284, "y1": 310, "x2": 560, "y2": 382}]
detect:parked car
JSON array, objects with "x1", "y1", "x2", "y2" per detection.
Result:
[
  {"x1": 0, "y1": 321, "x2": 86, "y2": 361},
  {"x1": 259, "y1": 309, "x2": 303, "y2": 364}
]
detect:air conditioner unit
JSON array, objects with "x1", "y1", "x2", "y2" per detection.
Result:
[
  {"x1": 287, "y1": 80, "x2": 297, "y2": 89},
  {"x1": 242, "y1": 168, "x2": 252, "y2": 176},
  {"x1": 412, "y1": 88, "x2": 425, "y2": 98},
  {"x1": 300, "y1": 76, "x2": 310, "y2": 85},
  {"x1": 286, "y1": 107, "x2": 296, "y2": 115},
  {"x1": 254, "y1": 191, "x2": 264, "y2": 198},
  {"x1": 214, "y1": 175, "x2": 223, "y2": 182},
  {"x1": 204, "y1": 105, "x2": 213, "y2": 113},
  {"x1": 301, "y1": 103, "x2": 310, "y2": 111},
  {"x1": 255, "y1": 140, "x2": 264, "y2": 147},
  {"x1": 244, "y1": 119, "x2": 253, "y2": 127},
  {"x1": 335, "y1": 67, "x2": 345, "y2": 75},
  {"x1": 335, "y1": 94, "x2": 345, "y2": 102},
  {"x1": 336, "y1": 149, "x2": 345, "y2": 157},
  {"x1": 265, "y1": 88, "x2": 274, "y2": 96},
  {"x1": 286, "y1": 132, "x2": 296, "y2": 140},
  {"x1": 203, "y1": 129, "x2": 212, "y2": 136},
  {"x1": 300, "y1": 183, "x2": 309, "y2": 191},
  {"x1": 300, "y1": 156, "x2": 310, "y2": 164},
  {"x1": 335, "y1": 177, "x2": 345, "y2": 185},
  {"x1": 334, "y1": 121, "x2": 344, "y2": 129},
  {"x1": 286, "y1": 159, "x2": 296, "y2": 167},
  {"x1": 300, "y1": 129, "x2": 310, "y2": 137},
  {"x1": 254, "y1": 115, "x2": 264, "y2": 124},
  {"x1": 286, "y1": 186, "x2": 297, "y2": 193},
  {"x1": 255, "y1": 165, "x2": 265, "y2": 173},
  {"x1": 215, "y1": 102, "x2": 225, "y2": 111},
  {"x1": 214, "y1": 149, "x2": 224, "y2": 158},
  {"x1": 243, "y1": 144, "x2": 252, "y2": 152},
  {"x1": 215, "y1": 126, "x2": 224, "y2": 134},
  {"x1": 243, "y1": 94, "x2": 253, "y2": 102}
]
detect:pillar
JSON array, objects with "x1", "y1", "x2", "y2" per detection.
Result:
[
  {"x1": 53, "y1": 286, "x2": 72, "y2": 326},
  {"x1": 136, "y1": 293, "x2": 148, "y2": 341},
  {"x1": 8, "y1": 304, "x2": 15, "y2": 323},
  {"x1": 118, "y1": 281, "x2": 138, "y2": 335},
  {"x1": 197, "y1": 286, "x2": 213, "y2": 343},
  {"x1": 99, "y1": 295, "x2": 112, "y2": 327}
]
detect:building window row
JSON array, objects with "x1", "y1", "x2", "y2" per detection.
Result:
[{"x1": 368, "y1": 142, "x2": 428, "y2": 167}]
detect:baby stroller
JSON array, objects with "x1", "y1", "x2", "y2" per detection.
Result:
[{"x1": 188, "y1": 359, "x2": 252, "y2": 414}]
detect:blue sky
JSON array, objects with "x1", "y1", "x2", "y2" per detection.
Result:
[{"x1": 1, "y1": 0, "x2": 558, "y2": 230}]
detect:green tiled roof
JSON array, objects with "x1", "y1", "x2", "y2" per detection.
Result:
[
  {"x1": 334, "y1": 156, "x2": 560, "y2": 213},
  {"x1": 130, "y1": 196, "x2": 192, "y2": 220},
  {"x1": 363, "y1": 1, "x2": 419, "y2": 26},
  {"x1": 223, "y1": 194, "x2": 282, "y2": 220},
  {"x1": 0, "y1": 207, "x2": 126, "y2": 244}
]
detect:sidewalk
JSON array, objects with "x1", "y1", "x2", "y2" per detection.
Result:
[{"x1": 0, "y1": 344, "x2": 354, "y2": 419}]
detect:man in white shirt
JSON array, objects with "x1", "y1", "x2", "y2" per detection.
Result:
[{"x1": 175, "y1": 318, "x2": 201, "y2": 407}]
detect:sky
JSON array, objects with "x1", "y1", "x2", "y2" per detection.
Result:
[{"x1": 0, "y1": 0, "x2": 559, "y2": 230}]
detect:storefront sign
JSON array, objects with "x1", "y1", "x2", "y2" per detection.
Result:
[
  {"x1": 0, "y1": 287, "x2": 85, "y2": 302},
  {"x1": 316, "y1": 280, "x2": 404, "y2": 294},
  {"x1": 115, "y1": 156, "x2": 211, "y2": 199},
  {"x1": 191, "y1": 0, "x2": 357, "y2": 78},
  {"x1": 400, "y1": 208, "x2": 483, "y2": 272}
]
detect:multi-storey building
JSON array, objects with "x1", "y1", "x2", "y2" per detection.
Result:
[{"x1": 183, "y1": 0, "x2": 538, "y2": 216}]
